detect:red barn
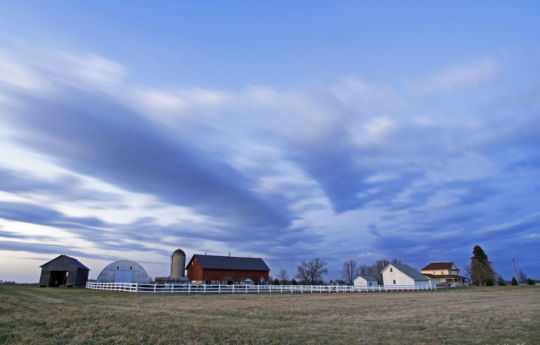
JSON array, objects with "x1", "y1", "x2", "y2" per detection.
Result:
[{"x1": 186, "y1": 254, "x2": 270, "y2": 284}]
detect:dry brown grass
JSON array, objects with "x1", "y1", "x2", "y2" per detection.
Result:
[{"x1": 1, "y1": 286, "x2": 538, "y2": 344}]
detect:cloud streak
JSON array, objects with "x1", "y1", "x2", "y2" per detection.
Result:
[{"x1": 0, "y1": 48, "x2": 539, "y2": 280}]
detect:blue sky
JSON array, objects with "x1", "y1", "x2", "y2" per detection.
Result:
[{"x1": 0, "y1": 1, "x2": 539, "y2": 282}]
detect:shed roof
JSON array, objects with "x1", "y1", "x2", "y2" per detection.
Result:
[
  {"x1": 41, "y1": 255, "x2": 90, "y2": 270},
  {"x1": 385, "y1": 263, "x2": 429, "y2": 281},
  {"x1": 421, "y1": 262, "x2": 456, "y2": 271},
  {"x1": 188, "y1": 254, "x2": 270, "y2": 271},
  {"x1": 356, "y1": 275, "x2": 378, "y2": 282}
]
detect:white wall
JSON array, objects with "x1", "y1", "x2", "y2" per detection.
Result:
[
  {"x1": 354, "y1": 276, "x2": 379, "y2": 287},
  {"x1": 354, "y1": 276, "x2": 367, "y2": 286},
  {"x1": 382, "y1": 265, "x2": 415, "y2": 286}
]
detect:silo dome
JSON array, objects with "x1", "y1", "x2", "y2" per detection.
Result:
[{"x1": 97, "y1": 260, "x2": 151, "y2": 283}]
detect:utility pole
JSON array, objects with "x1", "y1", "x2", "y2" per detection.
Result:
[{"x1": 512, "y1": 258, "x2": 519, "y2": 282}]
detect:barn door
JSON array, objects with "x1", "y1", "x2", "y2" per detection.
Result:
[{"x1": 114, "y1": 270, "x2": 133, "y2": 283}]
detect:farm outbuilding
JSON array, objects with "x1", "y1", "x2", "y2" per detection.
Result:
[
  {"x1": 186, "y1": 254, "x2": 270, "y2": 284},
  {"x1": 382, "y1": 263, "x2": 433, "y2": 288},
  {"x1": 39, "y1": 255, "x2": 89, "y2": 287},
  {"x1": 353, "y1": 275, "x2": 379, "y2": 287},
  {"x1": 97, "y1": 260, "x2": 151, "y2": 283}
]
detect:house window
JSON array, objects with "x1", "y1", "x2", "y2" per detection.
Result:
[
  {"x1": 393, "y1": 280, "x2": 396, "y2": 284},
  {"x1": 390, "y1": 268, "x2": 393, "y2": 272}
]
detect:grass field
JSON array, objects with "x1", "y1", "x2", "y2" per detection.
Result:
[{"x1": 0, "y1": 286, "x2": 538, "y2": 345}]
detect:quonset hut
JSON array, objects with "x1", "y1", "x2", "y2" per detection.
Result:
[
  {"x1": 39, "y1": 255, "x2": 90, "y2": 287},
  {"x1": 97, "y1": 260, "x2": 151, "y2": 283}
]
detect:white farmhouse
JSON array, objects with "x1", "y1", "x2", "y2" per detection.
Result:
[
  {"x1": 382, "y1": 263, "x2": 432, "y2": 288},
  {"x1": 353, "y1": 275, "x2": 379, "y2": 287}
]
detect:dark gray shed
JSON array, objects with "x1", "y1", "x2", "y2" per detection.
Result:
[{"x1": 39, "y1": 255, "x2": 90, "y2": 287}]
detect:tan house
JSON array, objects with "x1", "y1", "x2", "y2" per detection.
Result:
[{"x1": 421, "y1": 262, "x2": 466, "y2": 286}]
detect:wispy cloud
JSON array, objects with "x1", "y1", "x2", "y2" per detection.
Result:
[
  {"x1": 410, "y1": 59, "x2": 498, "y2": 95},
  {"x1": 0, "y1": 48, "x2": 539, "y2": 280}
]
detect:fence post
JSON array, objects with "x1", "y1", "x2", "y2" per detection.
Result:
[
  {"x1": 218, "y1": 284, "x2": 221, "y2": 293},
  {"x1": 204, "y1": 284, "x2": 206, "y2": 294},
  {"x1": 188, "y1": 284, "x2": 191, "y2": 293}
]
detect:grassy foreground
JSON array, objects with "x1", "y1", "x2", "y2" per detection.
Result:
[{"x1": 0, "y1": 286, "x2": 538, "y2": 345}]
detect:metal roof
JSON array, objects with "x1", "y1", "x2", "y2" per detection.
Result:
[
  {"x1": 189, "y1": 254, "x2": 270, "y2": 271},
  {"x1": 385, "y1": 263, "x2": 429, "y2": 281},
  {"x1": 41, "y1": 255, "x2": 90, "y2": 270}
]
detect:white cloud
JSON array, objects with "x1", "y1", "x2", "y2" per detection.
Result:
[
  {"x1": 0, "y1": 51, "x2": 48, "y2": 92},
  {"x1": 411, "y1": 59, "x2": 498, "y2": 94}
]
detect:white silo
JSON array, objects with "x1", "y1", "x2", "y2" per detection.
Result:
[{"x1": 170, "y1": 249, "x2": 186, "y2": 278}]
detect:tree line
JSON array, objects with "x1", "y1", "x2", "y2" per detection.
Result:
[{"x1": 270, "y1": 245, "x2": 535, "y2": 286}]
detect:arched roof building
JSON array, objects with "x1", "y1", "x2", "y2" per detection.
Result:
[{"x1": 97, "y1": 260, "x2": 151, "y2": 283}]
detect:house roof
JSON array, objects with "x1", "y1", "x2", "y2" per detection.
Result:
[
  {"x1": 385, "y1": 263, "x2": 429, "y2": 281},
  {"x1": 421, "y1": 262, "x2": 456, "y2": 271},
  {"x1": 355, "y1": 275, "x2": 378, "y2": 282},
  {"x1": 188, "y1": 254, "x2": 270, "y2": 271},
  {"x1": 423, "y1": 273, "x2": 466, "y2": 280},
  {"x1": 41, "y1": 255, "x2": 90, "y2": 270}
]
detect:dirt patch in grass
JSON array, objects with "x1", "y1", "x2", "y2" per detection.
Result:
[{"x1": 0, "y1": 286, "x2": 538, "y2": 344}]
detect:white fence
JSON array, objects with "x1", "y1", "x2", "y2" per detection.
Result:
[{"x1": 86, "y1": 282, "x2": 436, "y2": 294}]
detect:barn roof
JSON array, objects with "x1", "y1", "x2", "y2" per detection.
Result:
[
  {"x1": 41, "y1": 255, "x2": 90, "y2": 270},
  {"x1": 385, "y1": 263, "x2": 429, "y2": 281},
  {"x1": 421, "y1": 262, "x2": 456, "y2": 271},
  {"x1": 188, "y1": 254, "x2": 270, "y2": 271}
]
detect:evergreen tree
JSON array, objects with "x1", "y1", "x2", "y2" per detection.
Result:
[
  {"x1": 496, "y1": 275, "x2": 506, "y2": 286},
  {"x1": 470, "y1": 245, "x2": 495, "y2": 286},
  {"x1": 511, "y1": 277, "x2": 518, "y2": 286}
]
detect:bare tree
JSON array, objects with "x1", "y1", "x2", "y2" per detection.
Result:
[
  {"x1": 341, "y1": 259, "x2": 358, "y2": 285},
  {"x1": 296, "y1": 258, "x2": 328, "y2": 284},
  {"x1": 371, "y1": 259, "x2": 390, "y2": 285},
  {"x1": 277, "y1": 269, "x2": 288, "y2": 283},
  {"x1": 356, "y1": 258, "x2": 400, "y2": 285}
]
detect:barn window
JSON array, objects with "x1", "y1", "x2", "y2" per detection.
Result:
[
  {"x1": 390, "y1": 268, "x2": 393, "y2": 272},
  {"x1": 393, "y1": 280, "x2": 396, "y2": 284},
  {"x1": 130, "y1": 266, "x2": 133, "y2": 270},
  {"x1": 117, "y1": 266, "x2": 119, "y2": 269}
]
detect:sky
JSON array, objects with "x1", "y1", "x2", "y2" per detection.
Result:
[{"x1": 0, "y1": 1, "x2": 539, "y2": 283}]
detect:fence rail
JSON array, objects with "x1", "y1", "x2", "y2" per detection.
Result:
[{"x1": 86, "y1": 282, "x2": 435, "y2": 293}]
